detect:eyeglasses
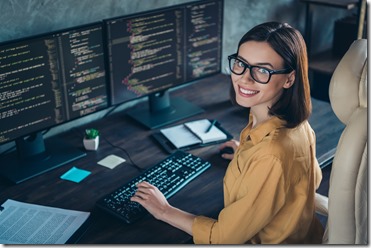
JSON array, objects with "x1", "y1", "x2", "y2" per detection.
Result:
[{"x1": 227, "y1": 53, "x2": 292, "y2": 84}]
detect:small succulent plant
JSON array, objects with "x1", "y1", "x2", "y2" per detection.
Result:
[{"x1": 85, "y1": 128, "x2": 99, "y2": 139}]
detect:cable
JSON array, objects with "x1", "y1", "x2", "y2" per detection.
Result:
[
  {"x1": 42, "y1": 128, "x2": 51, "y2": 136},
  {"x1": 103, "y1": 105, "x2": 119, "y2": 119},
  {"x1": 100, "y1": 134, "x2": 144, "y2": 172},
  {"x1": 72, "y1": 127, "x2": 143, "y2": 172}
]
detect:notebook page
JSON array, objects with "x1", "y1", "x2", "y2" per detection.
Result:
[
  {"x1": 184, "y1": 119, "x2": 227, "y2": 143},
  {"x1": 160, "y1": 124, "x2": 201, "y2": 148}
]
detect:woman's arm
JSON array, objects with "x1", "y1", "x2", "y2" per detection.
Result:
[{"x1": 131, "y1": 181, "x2": 196, "y2": 235}]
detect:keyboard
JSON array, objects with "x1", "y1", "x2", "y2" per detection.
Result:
[{"x1": 95, "y1": 150, "x2": 211, "y2": 224}]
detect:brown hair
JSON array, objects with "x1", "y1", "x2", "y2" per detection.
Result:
[{"x1": 231, "y1": 22, "x2": 311, "y2": 128}]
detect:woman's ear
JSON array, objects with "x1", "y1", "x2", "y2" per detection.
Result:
[{"x1": 283, "y1": 71, "x2": 295, "y2": 89}]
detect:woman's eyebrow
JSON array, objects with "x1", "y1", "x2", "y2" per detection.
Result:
[{"x1": 236, "y1": 55, "x2": 274, "y2": 68}]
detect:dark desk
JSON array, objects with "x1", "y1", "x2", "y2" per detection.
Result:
[{"x1": 0, "y1": 74, "x2": 344, "y2": 244}]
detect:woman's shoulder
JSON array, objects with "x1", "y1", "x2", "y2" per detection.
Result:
[{"x1": 261, "y1": 121, "x2": 313, "y2": 156}]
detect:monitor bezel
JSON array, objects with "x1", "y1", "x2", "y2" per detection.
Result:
[
  {"x1": 103, "y1": 0, "x2": 224, "y2": 108},
  {"x1": 0, "y1": 21, "x2": 110, "y2": 146}
]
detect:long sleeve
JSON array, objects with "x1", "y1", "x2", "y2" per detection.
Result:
[
  {"x1": 192, "y1": 118, "x2": 323, "y2": 244},
  {"x1": 193, "y1": 155, "x2": 286, "y2": 244}
]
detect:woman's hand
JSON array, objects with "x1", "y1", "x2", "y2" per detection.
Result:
[
  {"x1": 131, "y1": 181, "x2": 196, "y2": 235},
  {"x1": 219, "y1": 139, "x2": 239, "y2": 160},
  {"x1": 131, "y1": 181, "x2": 170, "y2": 221}
]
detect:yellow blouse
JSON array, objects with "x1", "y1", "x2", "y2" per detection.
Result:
[{"x1": 192, "y1": 116, "x2": 324, "y2": 244}]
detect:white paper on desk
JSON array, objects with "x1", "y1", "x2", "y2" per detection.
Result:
[
  {"x1": 160, "y1": 124, "x2": 202, "y2": 148},
  {"x1": 0, "y1": 199, "x2": 90, "y2": 244},
  {"x1": 184, "y1": 119, "x2": 227, "y2": 143},
  {"x1": 98, "y1": 154, "x2": 126, "y2": 169}
]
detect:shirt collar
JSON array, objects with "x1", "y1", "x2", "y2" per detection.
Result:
[{"x1": 242, "y1": 114, "x2": 286, "y2": 145}]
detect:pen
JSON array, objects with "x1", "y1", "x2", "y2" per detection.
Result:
[{"x1": 206, "y1": 120, "x2": 217, "y2": 133}]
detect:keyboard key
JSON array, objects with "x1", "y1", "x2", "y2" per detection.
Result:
[{"x1": 95, "y1": 150, "x2": 211, "y2": 224}]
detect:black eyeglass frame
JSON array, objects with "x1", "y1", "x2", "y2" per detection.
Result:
[{"x1": 227, "y1": 53, "x2": 293, "y2": 84}]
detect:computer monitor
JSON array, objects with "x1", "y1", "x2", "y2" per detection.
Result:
[
  {"x1": 105, "y1": 0, "x2": 223, "y2": 129},
  {"x1": 0, "y1": 22, "x2": 108, "y2": 184}
]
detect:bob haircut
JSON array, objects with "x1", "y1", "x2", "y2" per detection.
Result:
[{"x1": 231, "y1": 22, "x2": 311, "y2": 129}]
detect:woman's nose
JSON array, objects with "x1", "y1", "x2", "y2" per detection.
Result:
[{"x1": 238, "y1": 68, "x2": 254, "y2": 83}]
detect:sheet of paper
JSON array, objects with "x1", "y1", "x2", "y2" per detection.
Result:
[
  {"x1": 0, "y1": 199, "x2": 90, "y2": 244},
  {"x1": 97, "y1": 154, "x2": 126, "y2": 169},
  {"x1": 60, "y1": 166, "x2": 91, "y2": 183},
  {"x1": 184, "y1": 119, "x2": 227, "y2": 143},
  {"x1": 160, "y1": 124, "x2": 201, "y2": 148}
]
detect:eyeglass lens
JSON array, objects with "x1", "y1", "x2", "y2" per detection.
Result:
[{"x1": 229, "y1": 57, "x2": 270, "y2": 83}]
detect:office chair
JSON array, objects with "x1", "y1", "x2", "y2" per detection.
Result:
[{"x1": 314, "y1": 38, "x2": 368, "y2": 244}]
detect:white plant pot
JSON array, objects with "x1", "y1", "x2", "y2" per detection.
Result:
[{"x1": 83, "y1": 136, "x2": 99, "y2": 151}]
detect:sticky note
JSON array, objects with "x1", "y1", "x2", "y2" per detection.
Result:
[
  {"x1": 97, "y1": 154, "x2": 126, "y2": 169},
  {"x1": 60, "y1": 167, "x2": 91, "y2": 183}
]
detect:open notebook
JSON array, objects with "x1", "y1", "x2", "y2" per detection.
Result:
[{"x1": 154, "y1": 119, "x2": 232, "y2": 153}]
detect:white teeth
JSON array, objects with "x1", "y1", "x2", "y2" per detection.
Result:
[{"x1": 239, "y1": 87, "x2": 258, "y2": 95}]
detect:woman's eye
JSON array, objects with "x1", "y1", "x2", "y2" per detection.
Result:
[
  {"x1": 236, "y1": 61, "x2": 245, "y2": 68},
  {"x1": 257, "y1": 67, "x2": 269, "y2": 75}
]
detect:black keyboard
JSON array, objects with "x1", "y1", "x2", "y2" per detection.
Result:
[{"x1": 95, "y1": 150, "x2": 211, "y2": 224}]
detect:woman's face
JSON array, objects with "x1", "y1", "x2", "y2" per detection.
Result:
[{"x1": 231, "y1": 41, "x2": 294, "y2": 112}]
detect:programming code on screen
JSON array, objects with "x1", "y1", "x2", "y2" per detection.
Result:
[
  {"x1": 185, "y1": 1, "x2": 222, "y2": 79},
  {"x1": 0, "y1": 24, "x2": 108, "y2": 144},
  {"x1": 107, "y1": 0, "x2": 222, "y2": 105},
  {"x1": 108, "y1": 9, "x2": 183, "y2": 101}
]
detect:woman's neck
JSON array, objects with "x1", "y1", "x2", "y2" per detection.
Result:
[{"x1": 250, "y1": 108, "x2": 271, "y2": 129}]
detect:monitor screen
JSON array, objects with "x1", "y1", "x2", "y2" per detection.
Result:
[
  {"x1": 0, "y1": 22, "x2": 108, "y2": 184},
  {"x1": 105, "y1": 0, "x2": 223, "y2": 129}
]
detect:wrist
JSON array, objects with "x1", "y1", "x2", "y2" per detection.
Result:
[
  {"x1": 159, "y1": 204, "x2": 176, "y2": 222},
  {"x1": 158, "y1": 205, "x2": 196, "y2": 236}
]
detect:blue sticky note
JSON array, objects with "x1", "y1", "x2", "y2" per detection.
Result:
[{"x1": 60, "y1": 167, "x2": 91, "y2": 183}]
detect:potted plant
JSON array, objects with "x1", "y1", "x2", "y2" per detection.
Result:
[{"x1": 83, "y1": 128, "x2": 100, "y2": 151}]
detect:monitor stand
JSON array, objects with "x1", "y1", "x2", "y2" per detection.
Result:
[
  {"x1": 0, "y1": 132, "x2": 86, "y2": 184},
  {"x1": 126, "y1": 90, "x2": 204, "y2": 129}
]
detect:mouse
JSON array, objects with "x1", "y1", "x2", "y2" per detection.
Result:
[{"x1": 219, "y1": 147, "x2": 234, "y2": 155}]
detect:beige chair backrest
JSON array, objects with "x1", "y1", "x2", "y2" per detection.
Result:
[{"x1": 325, "y1": 38, "x2": 368, "y2": 244}]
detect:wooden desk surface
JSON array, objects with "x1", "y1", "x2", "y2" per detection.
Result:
[{"x1": 0, "y1": 73, "x2": 344, "y2": 244}]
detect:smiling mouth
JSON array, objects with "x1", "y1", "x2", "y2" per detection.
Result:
[{"x1": 239, "y1": 86, "x2": 259, "y2": 96}]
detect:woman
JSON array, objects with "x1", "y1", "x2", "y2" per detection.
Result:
[{"x1": 131, "y1": 22, "x2": 324, "y2": 244}]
